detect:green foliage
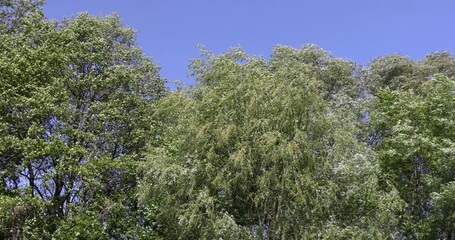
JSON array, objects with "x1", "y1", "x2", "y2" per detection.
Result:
[
  {"x1": 0, "y1": 0, "x2": 46, "y2": 34},
  {"x1": 139, "y1": 47, "x2": 402, "y2": 239},
  {"x1": 271, "y1": 44, "x2": 360, "y2": 102},
  {"x1": 0, "y1": 194, "x2": 54, "y2": 239},
  {"x1": 372, "y1": 75, "x2": 455, "y2": 238},
  {"x1": 367, "y1": 54, "x2": 417, "y2": 93},
  {"x1": 52, "y1": 212, "x2": 109, "y2": 240},
  {"x1": 0, "y1": 2, "x2": 166, "y2": 238},
  {"x1": 367, "y1": 52, "x2": 455, "y2": 95},
  {"x1": 2, "y1": 1, "x2": 455, "y2": 238}
]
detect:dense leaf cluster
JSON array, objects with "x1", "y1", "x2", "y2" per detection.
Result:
[{"x1": 1, "y1": 1, "x2": 455, "y2": 239}]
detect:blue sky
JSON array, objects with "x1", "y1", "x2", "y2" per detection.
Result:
[{"x1": 43, "y1": 0, "x2": 455, "y2": 87}]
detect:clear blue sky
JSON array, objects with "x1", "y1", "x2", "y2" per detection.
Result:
[{"x1": 43, "y1": 0, "x2": 455, "y2": 87}]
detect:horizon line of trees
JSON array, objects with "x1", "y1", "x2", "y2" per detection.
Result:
[{"x1": 1, "y1": 1, "x2": 455, "y2": 239}]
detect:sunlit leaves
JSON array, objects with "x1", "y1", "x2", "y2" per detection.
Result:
[
  {"x1": 372, "y1": 75, "x2": 455, "y2": 238},
  {"x1": 140, "y1": 46, "x2": 401, "y2": 239},
  {"x1": 0, "y1": 4, "x2": 166, "y2": 238}
]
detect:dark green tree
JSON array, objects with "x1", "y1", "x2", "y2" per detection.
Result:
[
  {"x1": 0, "y1": 2, "x2": 166, "y2": 238},
  {"x1": 372, "y1": 75, "x2": 455, "y2": 239}
]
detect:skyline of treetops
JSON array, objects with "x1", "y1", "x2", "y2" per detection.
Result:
[{"x1": 1, "y1": 1, "x2": 455, "y2": 239}]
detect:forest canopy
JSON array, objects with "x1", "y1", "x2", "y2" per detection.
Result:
[{"x1": 1, "y1": 1, "x2": 455, "y2": 239}]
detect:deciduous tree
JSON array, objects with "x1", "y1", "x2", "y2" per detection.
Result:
[
  {"x1": 0, "y1": 2, "x2": 166, "y2": 238},
  {"x1": 139, "y1": 47, "x2": 402, "y2": 239}
]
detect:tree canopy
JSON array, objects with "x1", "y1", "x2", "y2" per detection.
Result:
[
  {"x1": 1, "y1": 1, "x2": 455, "y2": 239},
  {"x1": 138, "y1": 46, "x2": 402, "y2": 239},
  {"x1": 0, "y1": 1, "x2": 166, "y2": 239}
]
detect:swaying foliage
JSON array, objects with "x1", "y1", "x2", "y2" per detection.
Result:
[
  {"x1": 0, "y1": 2, "x2": 166, "y2": 238},
  {"x1": 139, "y1": 46, "x2": 402, "y2": 239},
  {"x1": 367, "y1": 52, "x2": 455, "y2": 94},
  {"x1": 372, "y1": 75, "x2": 455, "y2": 239},
  {"x1": 2, "y1": 1, "x2": 455, "y2": 239}
]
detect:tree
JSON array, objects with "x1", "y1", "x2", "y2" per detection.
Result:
[
  {"x1": 0, "y1": 3, "x2": 166, "y2": 238},
  {"x1": 366, "y1": 52, "x2": 455, "y2": 95},
  {"x1": 139, "y1": 46, "x2": 402, "y2": 239},
  {"x1": 372, "y1": 75, "x2": 455, "y2": 238},
  {"x1": 366, "y1": 54, "x2": 417, "y2": 94},
  {"x1": 271, "y1": 44, "x2": 359, "y2": 102},
  {"x1": 0, "y1": 0, "x2": 45, "y2": 34},
  {"x1": 2, "y1": 1, "x2": 455, "y2": 237}
]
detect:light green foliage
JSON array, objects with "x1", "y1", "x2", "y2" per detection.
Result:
[
  {"x1": 367, "y1": 54, "x2": 417, "y2": 93},
  {"x1": 271, "y1": 44, "x2": 359, "y2": 102},
  {"x1": 52, "y1": 212, "x2": 109, "y2": 240},
  {"x1": 2, "y1": 1, "x2": 455, "y2": 238},
  {"x1": 0, "y1": 0, "x2": 45, "y2": 34},
  {"x1": 0, "y1": 2, "x2": 166, "y2": 238},
  {"x1": 427, "y1": 182, "x2": 455, "y2": 238},
  {"x1": 139, "y1": 46, "x2": 402, "y2": 239},
  {"x1": 421, "y1": 52, "x2": 455, "y2": 79},
  {"x1": 372, "y1": 75, "x2": 455, "y2": 238},
  {"x1": 367, "y1": 52, "x2": 455, "y2": 95}
]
